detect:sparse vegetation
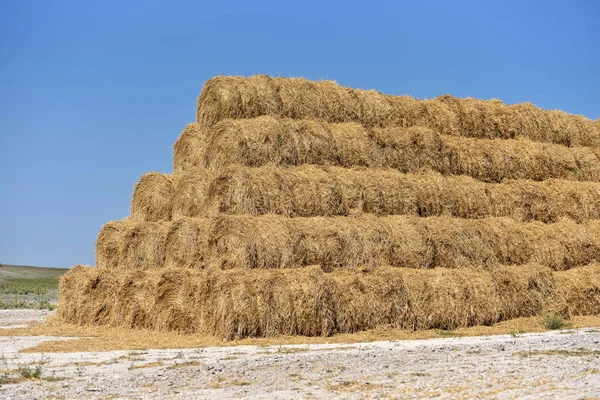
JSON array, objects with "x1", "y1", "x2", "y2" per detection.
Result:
[
  {"x1": 510, "y1": 329, "x2": 527, "y2": 338},
  {"x1": 436, "y1": 329, "x2": 463, "y2": 337},
  {"x1": 0, "y1": 265, "x2": 67, "y2": 310},
  {"x1": 543, "y1": 313, "x2": 570, "y2": 330},
  {"x1": 514, "y1": 349, "x2": 600, "y2": 357},
  {"x1": 128, "y1": 361, "x2": 164, "y2": 370},
  {"x1": 18, "y1": 364, "x2": 42, "y2": 379},
  {"x1": 168, "y1": 361, "x2": 203, "y2": 369},
  {"x1": 0, "y1": 277, "x2": 60, "y2": 296}
]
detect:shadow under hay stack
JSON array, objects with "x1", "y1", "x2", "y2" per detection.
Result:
[{"x1": 57, "y1": 75, "x2": 600, "y2": 338}]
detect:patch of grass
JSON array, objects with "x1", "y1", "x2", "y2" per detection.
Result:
[
  {"x1": 0, "y1": 277, "x2": 60, "y2": 296},
  {"x1": 128, "y1": 351, "x2": 148, "y2": 356},
  {"x1": 220, "y1": 355, "x2": 239, "y2": 361},
  {"x1": 510, "y1": 329, "x2": 527, "y2": 338},
  {"x1": 44, "y1": 373, "x2": 66, "y2": 382},
  {"x1": 0, "y1": 299, "x2": 55, "y2": 310},
  {"x1": 231, "y1": 379, "x2": 251, "y2": 386},
  {"x1": 543, "y1": 313, "x2": 570, "y2": 330},
  {"x1": 328, "y1": 381, "x2": 383, "y2": 392},
  {"x1": 65, "y1": 361, "x2": 105, "y2": 367},
  {"x1": 168, "y1": 360, "x2": 203, "y2": 369},
  {"x1": 207, "y1": 376, "x2": 252, "y2": 388},
  {"x1": 18, "y1": 364, "x2": 42, "y2": 379},
  {"x1": 128, "y1": 361, "x2": 163, "y2": 370},
  {"x1": 514, "y1": 349, "x2": 600, "y2": 357},
  {"x1": 277, "y1": 346, "x2": 309, "y2": 354},
  {"x1": 436, "y1": 329, "x2": 464, "y2": 337},
  {"x1": 0, "y1": 372, "x2": 15, "y2": 385}
]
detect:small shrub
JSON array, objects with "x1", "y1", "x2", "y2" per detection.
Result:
[
  {"x1": 509, "y1": 329, "x2": 527, "y2": 338},
  {"x1": 543, "y1": 313, "x2": 569, "y2": 330},
  {"x1": 0, "y1": 373, "x2": 12, "y2": 385},
  {"x1": 18, "y1": 365, "x2": 42, "y2": 379}
]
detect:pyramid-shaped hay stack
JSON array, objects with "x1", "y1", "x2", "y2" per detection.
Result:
[{"x1": 57, "y1": 76, "x2": 600, "y2": 339}]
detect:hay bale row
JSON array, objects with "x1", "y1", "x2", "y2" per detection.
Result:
[
  {"x1": 96, "y1": 216, "x2": 600, "y2": 271},
  {"x1": 132, "y1": 166, "x2": 600, "y2": 223},
  {"x1": 57, "y1": 263, "x2": 600, "y2": 338},
  {"x1": 174, "y1": 117, "x2": 600, "y2": 183},
  {"x1": 172, "y1": 122, "x2": 204, "y2": 172},
  {"x1": 196, "y1": 75, "x2": 600, "y2": 147}
]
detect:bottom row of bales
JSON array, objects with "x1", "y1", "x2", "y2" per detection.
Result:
[{"x1": 58, "y1": 264, "x2": 600, "y2": 339}]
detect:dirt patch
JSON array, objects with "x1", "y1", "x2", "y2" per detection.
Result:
[{"x1": 0, "y1": 310, "x2": 599, "y2": 398}]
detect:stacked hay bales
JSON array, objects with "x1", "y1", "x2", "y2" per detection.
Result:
[{"x1": 58, "y1": 75, "x2": 600, "y2": 338}]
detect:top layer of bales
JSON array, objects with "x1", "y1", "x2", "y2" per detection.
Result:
[{"x1": 196, "y1": 75, "x2": 600, "y2": 147}]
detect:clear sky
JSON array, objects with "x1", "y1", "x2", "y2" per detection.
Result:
[{"x1": 1, "y1": 0, "x2": 598, "y2": 268}]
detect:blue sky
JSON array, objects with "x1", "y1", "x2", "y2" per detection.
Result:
[{"x1": 1, "y1": 0, "x2": 598, "y2": 268}]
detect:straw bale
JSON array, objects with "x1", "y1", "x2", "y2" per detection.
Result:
[
  {"x1": 171, "y1": 169, "x2": 216, "y2": 219},
  {"x1": 172, "y1": 123, "x2": 204, "y2": 173},
  {"x1": 122, "y1": 221, "x2": 170, "y2": 271},
  {"x1": 556, "y1": 264, "x2": 600, "y2": 316},
  {"x1": 96, "y1": 220, "x2": 170, "y2": 271},
  {"x1": 131, "y1": 172, "x2": 175, "y2": 222},
  {"x1": 164, "y1": 217, "x2": 213, "y2": 269},
  {"x1": 491, "y1": 264, "x2": 557, "y2": 320},
  {"x1": 196, "y1": 76, "x2": 600, "y2": 147},
  {"x1": 95, "y1": 220, "x2": 129, "y2": 270},
  {"x1": 57, "y1": 264, "x2": 600, "y2": 338}
]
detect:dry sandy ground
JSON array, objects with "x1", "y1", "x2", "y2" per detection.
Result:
[{"x1": 0, "y1": 310, "x2": 599, "y2": 399}]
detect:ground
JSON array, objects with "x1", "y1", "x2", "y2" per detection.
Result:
[{"x1": 0, "y1": 310, "x2": 599, "y2": 399}]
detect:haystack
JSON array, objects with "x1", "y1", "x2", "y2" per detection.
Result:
[{"x1": 58, "y1": 75, "x2": 600, "y2": 339}]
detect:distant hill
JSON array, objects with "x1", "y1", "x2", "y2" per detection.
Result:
[{"x1": 0, "y1": 264, "x2": 70, "y2": 282}]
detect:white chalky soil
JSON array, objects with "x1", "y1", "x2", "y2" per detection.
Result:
[{"x1": 0, "y1": 310, "x2": 599, "y2": 399}]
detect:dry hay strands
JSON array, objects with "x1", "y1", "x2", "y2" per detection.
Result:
[
  {"x1": 96, "y1": 216, "x2": 600, "y2": 271},
  {"x1": 57, "y1": 265, "x2": 162, "y2": 329},
  {"x1": 57, "y1": 264, "x2": 600, "y2": 338},
  {"x1": 443, "y1": 135, "x2": 600, "y2": 183},
  {"x1": 96, "y1": 219, "x2": 170, "y2": 271},
  {"x1": 166, "y1": 165, "x2": 600, "y2": 223},
  {"x1": 187, "y1": 117, "x2": 444, "y2": 173},
  {"x1": 96, "y1": 218, "x2": 214, "y2": 270},
  {"x1": 179, "y1": 117, "x2": 600, "y2": 183},
  {"x1": 164, "y1": 217, "x2": 213, "y2": 269},
  {"x1": 173, "y1": 123, "x2": 205, "y2": 173},
  {"x1": 131, "y1": 172, "x2": 176, "y2": 222},
  {"x1": 196, "y1": 75, "x2": 600, "y2": 147},
  {"x1": 131, "y1": 168, "x2": 216, "y2": 222},
  {"x1": 211, "y1": 215, "x2": 600, "y2": 271}
]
